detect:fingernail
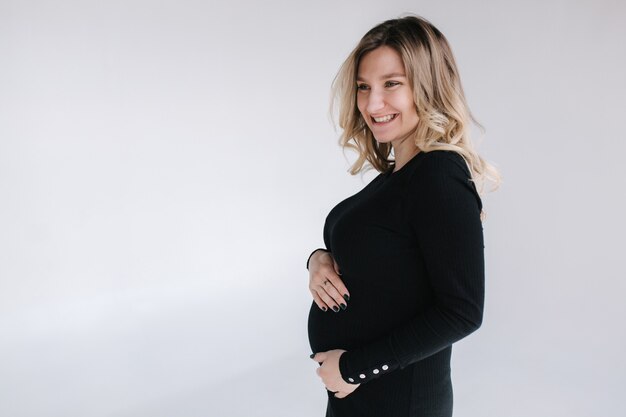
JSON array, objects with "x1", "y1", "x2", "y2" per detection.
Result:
[
  {"x1": 343, "y1": 294, "x2": 350, "y2": 301},
  {"x1": 322, "y1": 306, "x2": 327, "y2": 312},
  {"x1": 309, "y1": 353, "x2": 315, "y2": 359},
  {"x1": 340, "y1": 303, "x2": 346, "y2": 310},
  {"x1": 332, "y1": 305, "x2": 339, "y2": 312}
]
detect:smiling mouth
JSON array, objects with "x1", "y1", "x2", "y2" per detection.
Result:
[{"x1": 372, "y1": 114, "x2": 398, "y2": 124}]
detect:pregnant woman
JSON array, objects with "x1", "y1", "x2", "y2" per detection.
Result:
[{"x1": 306, "y1": 15, "x2": 501, "y2": 417}]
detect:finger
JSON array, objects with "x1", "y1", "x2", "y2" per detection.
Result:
[
  {"x1": 319, "y1": 276, "x2": 349, "y2": 310},
  {"x1": 332, "y1": 258, "x2": 341, "y2": 275},
  {"x1": 309, "y1": 271, "x2": 336, "y2": 311},
  {"x1": 315, "y1": 287, "x2": 340, "y2": 312},
  {"x1": 311, "y1": 263, "x2": 349, "y2": 305},
  {"x1": 309, "y1": 289, "x2": 329, "y2": 312},
  {"x1": 330, "y1": 259, "x2": 350, "y2": 301},
  {"x1": 334, "y1": 391, "x2": 347, "y2": 399}
]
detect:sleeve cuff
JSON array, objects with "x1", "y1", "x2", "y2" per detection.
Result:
[{"x1": 338, "y1": 340, "x2": 401, "y2": 385}]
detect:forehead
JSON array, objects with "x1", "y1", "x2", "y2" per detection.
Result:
[{"x1": 356, "y1": 46, "x2": 405, "y2": 80}]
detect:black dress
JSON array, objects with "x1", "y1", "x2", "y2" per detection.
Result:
[{"x1": 307, "y1": 150, "x2": 485, "y2": 417}]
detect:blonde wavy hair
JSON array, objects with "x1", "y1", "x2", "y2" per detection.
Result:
[{"x1": 330, "y1": 14, "x2": 501, "y2": 197}]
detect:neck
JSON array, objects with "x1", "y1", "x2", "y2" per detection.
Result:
[{"x1": 391, "y1": 144, "x2": 420, "y2": 172}]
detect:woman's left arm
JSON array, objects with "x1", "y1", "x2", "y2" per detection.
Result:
[{"x1": 332, "y1": 150, "x2": 485, "y2": 386}]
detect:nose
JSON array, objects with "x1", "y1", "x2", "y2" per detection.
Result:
[{"x1": 365, "y1": 88, "x2": 385, "y2": 115}]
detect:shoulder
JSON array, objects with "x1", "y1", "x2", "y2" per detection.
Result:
[
  {"x1": 415, "y1": 150, "x2": 471, "y2": 178},
  {"x1": 409, "y1": 150, "x2": 482, "y2": 209}
]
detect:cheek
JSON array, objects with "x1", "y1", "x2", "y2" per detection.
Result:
[
  {"x1": 356, "y1": 96, "x2": 366, "y2": 115},
  {"x1": 400, "y1": 96, "x2": 415, "y2": 112},
  {"x1": 400, "y1": 98, "x2": 418, "y2": 121}
]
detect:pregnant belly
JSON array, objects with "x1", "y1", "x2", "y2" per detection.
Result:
[
  {"x1": 307, "y1": 287, "x2": 423, "y2": 354},
  {"x1": 307, "y1": 301, "x2": 358, "y2": 353}
]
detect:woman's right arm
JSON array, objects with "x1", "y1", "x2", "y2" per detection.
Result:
[{"x1": 307, "y1": 249, "x2": 350, "y2": 312}]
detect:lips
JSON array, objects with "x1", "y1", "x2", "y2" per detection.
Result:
[{"x1": 372, "y1": 113, "x2": 398, "y2": 124}]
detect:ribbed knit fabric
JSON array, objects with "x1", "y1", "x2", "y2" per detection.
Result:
[{"x1": 307, "y1": 150, "x2": 485, "y2": 417}]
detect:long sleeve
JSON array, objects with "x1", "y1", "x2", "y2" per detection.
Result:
[
  {"x1": 338, "y1": 151, "x2": 485, "y2": 385},
  {"x1": 306, "y1": 200, "x2": 336, "y2": 270}
]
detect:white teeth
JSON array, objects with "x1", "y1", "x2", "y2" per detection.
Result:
[{"x1": 373, "y1": 114, "x2": 396, "y2": 123}]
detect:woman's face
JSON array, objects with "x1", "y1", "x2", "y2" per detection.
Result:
[{"x1": 356, "y1": 46, "x2": 419, "y2": 146}]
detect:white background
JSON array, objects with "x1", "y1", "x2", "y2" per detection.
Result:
[{"x1": 1, "y1": 0, "x2": 625, "y2": 416}]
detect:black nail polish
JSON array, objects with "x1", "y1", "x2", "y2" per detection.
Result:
[
  {"x1": 343, "y1": 294, "x2": 350, "y2": 301},
  {"x1": 322, "y1": 306, "x2": 327, "y2": 312},
  {"x1": 340, "y1": 303, "x2": 346, "y2": 310},
  {"x1": 310, "y1": 353, "x2": 315, "y2": 358},
  {"x1": 332, "y1": 305, "x2": 339, "y2": 312}
]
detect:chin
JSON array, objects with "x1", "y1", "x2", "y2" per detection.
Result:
[{"x1": 373, "y1": 135, "x2": 396, "y2": 143}]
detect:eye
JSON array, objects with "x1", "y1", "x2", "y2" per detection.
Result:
[
  {"x1": 385, "y1": 81, "x2": 400, "y2": 87},
  {"x1": 356, "y1": 84, "x2": 369, "y2": 91}
]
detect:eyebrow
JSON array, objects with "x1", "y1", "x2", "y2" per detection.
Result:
[{"x1": 356, "y1": 72, "x2": 407, "y2": 82}]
